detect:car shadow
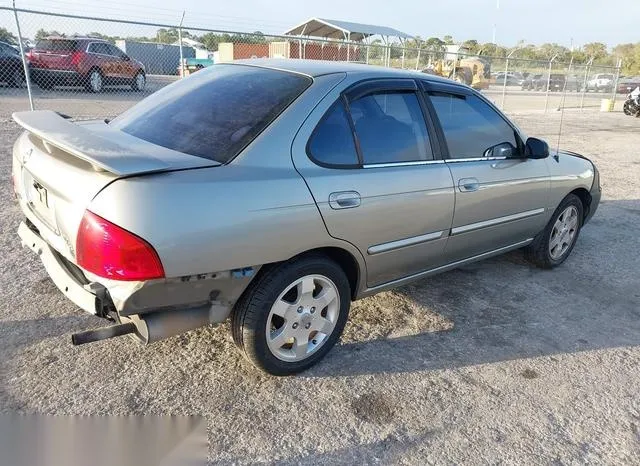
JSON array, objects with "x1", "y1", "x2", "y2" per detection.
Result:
[{"x1": 309, "y1": 199, "x2": 640, "y2": 378}]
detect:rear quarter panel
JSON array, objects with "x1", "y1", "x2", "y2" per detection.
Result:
[{"x1": 88, "y1": 72, "x2": 367, "y2": 281}]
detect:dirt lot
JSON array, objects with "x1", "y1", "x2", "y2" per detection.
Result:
[{"x1": 1, "y1": 95, "x2": 639, "y2": 464}]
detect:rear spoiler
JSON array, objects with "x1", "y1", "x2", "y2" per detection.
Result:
[{"x1": 12, "y1": 110, "x2": 171, "y2": 176}]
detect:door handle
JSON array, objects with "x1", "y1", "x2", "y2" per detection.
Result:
[
  {"x1": 458, "y1": 178, "x2": 480, "y2": 192},
  {"x1": 329, "y1": 191, "x2": 361, "y2": 210}
]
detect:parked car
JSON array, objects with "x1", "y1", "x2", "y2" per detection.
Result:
[
  {"x1": 617, "y1": 76, "x2": 640, "y2": 94},
  {"x1": 521, "y1": 73, "x2": 543, "y2": 90},
  {"x1": 586, "y1": 73, "x2": 614, "y2": 92},
  {"x1": 27, "y1": 37, "x2": 146, "y2": 92},
  {"x1": 12, "y1": 60, "x2": 601, "y2": 375},
  {"x1": 494, "y1": 71, "x2": 524, "y2": 86},
  {"x1": 0, "y1": 41, "x2": 26, "y2": 87}
]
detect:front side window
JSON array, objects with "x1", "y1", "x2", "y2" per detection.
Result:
[
  {"x1": 111, "y1": 64, "x2": 311, "y2": 163},
  {"x1": 307, "y1": 101, "x2": 359, "y2": 166},
  {"x1": 429, "y1": 92, "x2": 518, "y2": 159},
  {"x1": 349, "y1": 91, "x2": 433, "y2": 164}
]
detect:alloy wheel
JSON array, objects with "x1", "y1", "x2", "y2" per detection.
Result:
[
  {"x1": 549, "y1": 205, "x2": 579, "y2": 260},
  {"x1": 90, "y1": 71, "x2": 103, "y2": 92}
]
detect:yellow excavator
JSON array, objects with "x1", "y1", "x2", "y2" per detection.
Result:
[{"x1": 422, "y1": 46, "x2": 491, "y2": 90}]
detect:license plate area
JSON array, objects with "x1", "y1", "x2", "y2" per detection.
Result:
[{"x1": 22, "y1": 169, "x2": 58, "y2": 232}]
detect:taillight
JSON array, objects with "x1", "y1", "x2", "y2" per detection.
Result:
[
  {"x1": 76, "y1": 211, "x2": 164, "y2": 281},
  {"x1": 26, "y1": 51, "x2": 33, "y2": 61},
  {"x1": 71, "y1": 51, "x2": 83, "y2": 65}
]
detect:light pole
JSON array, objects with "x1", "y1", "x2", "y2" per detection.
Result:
[{"x1": 492, "y1": 0, "x2": 500, "y2": 44}]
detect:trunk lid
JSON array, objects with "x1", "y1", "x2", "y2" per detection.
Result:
[{"x1": 12, "y1": 110, "x2": 219, "y2": 260}]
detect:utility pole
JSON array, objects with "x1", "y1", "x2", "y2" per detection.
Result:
[{"x1": 492, "y1": 0, "x2": 500, "y2": 43}]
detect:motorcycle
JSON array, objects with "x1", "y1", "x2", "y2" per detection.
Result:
[{"x1": 623, "y1": 86, "x2": 640, "y2": 116}]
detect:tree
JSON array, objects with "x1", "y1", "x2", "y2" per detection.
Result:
[
  {"x1": 34, "y1": 29, "x2": 63, "y2": 41},
  {"x1": 582, "y1": 42, "x2": 608, "y2": 60},
  {"x1": 461, "y1": 39, "x2": 480, "y2": 54},
  {"x1": 155, "y1": 28, "x2": 179, "y2": 44},
  {"x1": 442, "y1": 35, "x2": 454, "y2": 45},
  {"x1": 0, "y1": 27, "x2": 17, "y2": 44}
]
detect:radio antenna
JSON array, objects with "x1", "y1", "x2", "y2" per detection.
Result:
[{"x1": 556, "y1": 55, "x2": 573, "y2": 159}]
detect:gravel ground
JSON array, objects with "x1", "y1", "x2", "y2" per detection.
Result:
[{"x1": 1, "y1": 95, "x2": 639, "y2": 464}]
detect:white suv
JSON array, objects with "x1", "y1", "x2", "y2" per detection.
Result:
[{"x1": 587, "y1": 73, "x2": 614, "y2": 92}]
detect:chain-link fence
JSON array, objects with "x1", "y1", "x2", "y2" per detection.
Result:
[{"x1": 0, "y1": 6, "x2": 623, "y2": 122}]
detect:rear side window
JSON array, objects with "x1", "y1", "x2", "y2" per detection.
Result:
[
  {"x1": 350, "y1": 92, "x2": 433, "y2": 164},
  {"x1": 35, "y1": 40, "x2": 79, "y2": 51},
  {"x1": 308, "y1": 101, "x2": 359, "y2": 166},
  {"x1": 112, "y1": 65, "x2": 311, "y2": 163},
  {"x1": 88, "y1": 43, "x2": 110, "y2": 55},
  {"x1": 429, "y1": 92, "x2": 517, "y2": 159}
]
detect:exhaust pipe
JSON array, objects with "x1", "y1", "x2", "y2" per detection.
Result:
[
  {"x1": 134, "y1": 306, "x2": 211, "y2": 344},
  {"x1": 70, "y1": 306, "x2": 211, "y2": 345}
]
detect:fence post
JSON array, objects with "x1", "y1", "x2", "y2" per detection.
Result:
[
  {"x1": 579, "y1": 57, "x2": 593, "y2": 110},
  {"x1": 557, "y1": 56, "x2": 573, "y2": 112},
  {"x1": 500, "y1": 49, "x2": 517, "y2": 110},
  {"x1": 12, "y1": 0, "x2": 34, "y2": 110},
  {"x1": 415, "y1": 41, "x2": 421, "y2": 70},
  {"x1": 177, "y1": 11, "x2": 185, "y2": 78},
  {"x1": 365, "y1": 42, "x2": 370, "y2": 64},
  {"x1": 544, "y1": 54, "x2": 558, "y2": 113},
  {"x1": 610, "y1": 58, "x2": 622, "y2": 109}
]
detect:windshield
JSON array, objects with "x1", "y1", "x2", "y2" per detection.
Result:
[{"x1": 111, "y1": 64, "x2": 312, "y2": 163}]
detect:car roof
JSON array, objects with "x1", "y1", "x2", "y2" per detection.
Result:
[
  {"x1": 41, "y1": 36, "x2": 105, "y2": 42},
  {"x1": 231, "y1": 58, "x2": 459, "y2": 85}
]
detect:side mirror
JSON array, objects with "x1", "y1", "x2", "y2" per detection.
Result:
[
  {"x1": 483, "y1": 141, "x2": 517, "y2": 158},
  {"x1": 525, "y1": 137, "x2": 550, "y2": 159}
]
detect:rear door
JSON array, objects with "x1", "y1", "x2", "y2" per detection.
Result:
[
  {"x1": 422, "y1": 82, "x2": 550, "y2": 262},
  {"x1": 292, "y1": 78, "x2": 455, "y2": 288},
  {"x1": 87, "y1": 42, "x2": 116, "y2": 78}
]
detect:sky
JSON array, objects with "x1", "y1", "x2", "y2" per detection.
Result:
[{"x1": 2, "y1": 0, "x2": 639, "y2": 48}]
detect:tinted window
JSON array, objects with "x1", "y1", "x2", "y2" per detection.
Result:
[
  {"x1": 429, "y1": 92, "x2": 518, "y2": 159},
  {"x1": 88, "y1": 43, "x2": 110, "y2": 54},
  {"x1": 35, "y1": 40, "x2": 79, "y2": 51},
  {"x1": 106, "y1": 44, "x2": 126, "y2": 57},
  {"x1": 308, "y1": 101, "x2": 359, "y2": 166},
  {"x1": 350, "y1": 92, "x2": 433, "y2": 164},
  {"x1": 112, "y1": 64, "x2": 311, "y2": 163},
  {"x1": 0, "y1": 44, "x2": 18, "y2": 56}
]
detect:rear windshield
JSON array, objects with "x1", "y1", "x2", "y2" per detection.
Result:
[
  {"x1": 550, "y1": 74, "x2": 566, "y2": 79},
  {"x1": 111, "y1": 64, "x2": 311, "y2": 163},
  {"x1": 35, "y1": 40, "x2": 80, "y2": 51},
  {"x1": 599, "y1": 74, "x2": 614, "y2": 79}
]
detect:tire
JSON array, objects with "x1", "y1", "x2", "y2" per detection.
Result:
[
  {"x1": 232, "y1": 254, "x2": 351, "y2": 376},
  {"x1": 623, "y1": 101, "x2": 634, "y2": 116},
  {"x1": 9, "y1": 68, "x2": 25, "y2": 88},
  {"x1": 131, "y1": 71, "x2": 145, "y2": 91},
  {"x1": 85, "y1": 69, "x2": 103, "y2": 93},
  {"x1": 525, "y1": 194, "x2": 584, "y2": 269}
]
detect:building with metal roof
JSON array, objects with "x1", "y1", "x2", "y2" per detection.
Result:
[
  {"x1": 283, "y1": 17, "x2": 414, "y2": 66},
  {"x1": 284, "y1": 18, "x2": 413, "y2": 42}
]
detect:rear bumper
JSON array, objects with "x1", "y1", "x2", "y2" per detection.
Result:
[
  {"x1": 18, "y1": 221, "x2": 98, "y2": 314},
  {"x1": 30, "y1": 68, "x2": 81, "y2": 85}
]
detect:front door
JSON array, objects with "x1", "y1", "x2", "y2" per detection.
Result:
[
  {"x1": 292, "y1": 79, "x2": 455, "y2": 288},
  {"x1": 424, "y1": 85, "x2": 550, "y2": 262}
]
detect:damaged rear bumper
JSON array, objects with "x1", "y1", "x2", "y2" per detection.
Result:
[{"x1": 17, "y1": 220, "x2": 259, "y2": 344}]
